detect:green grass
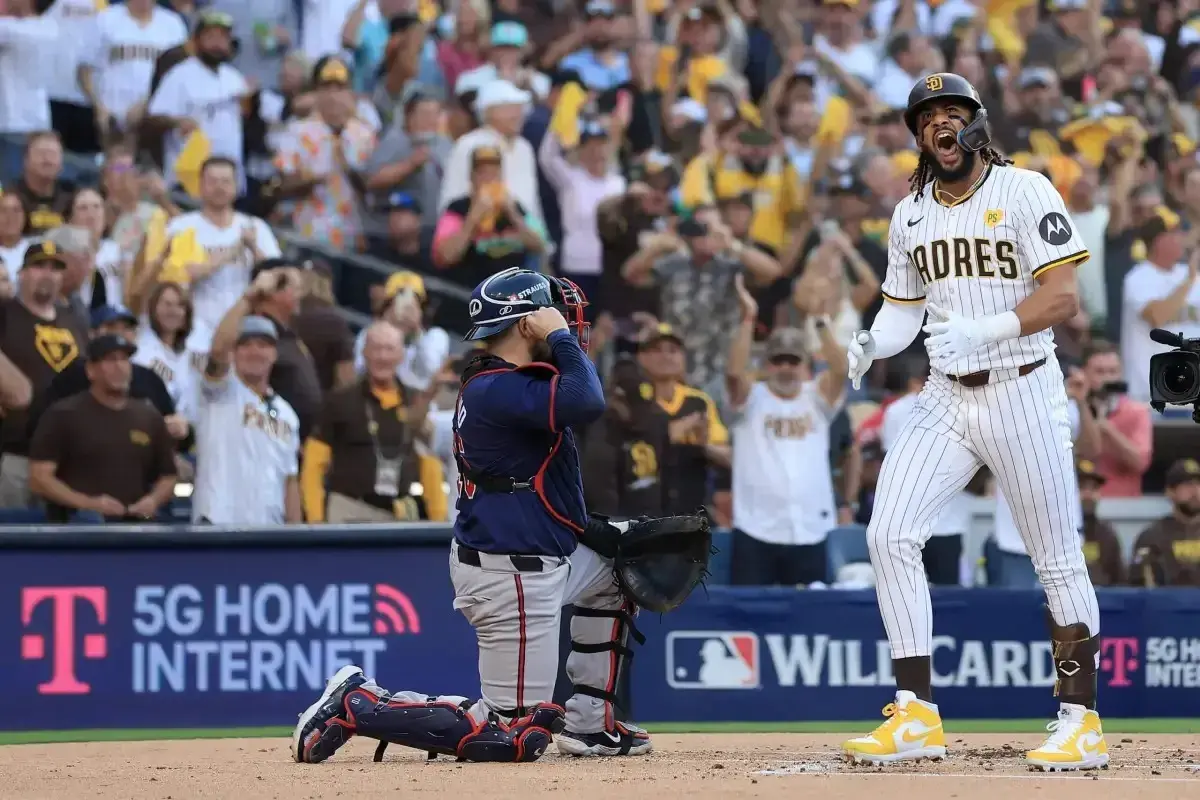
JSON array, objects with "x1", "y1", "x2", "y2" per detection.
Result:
[{"x1": 1, "y1": 719, "x2": 1197, "y2": 746}]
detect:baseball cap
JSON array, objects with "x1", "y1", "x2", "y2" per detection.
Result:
[
  {"x1": 1018, "y1": 66, "x2": 1056, "y2": 91},
  {"x1": 250, "y1": 257, "x2": 300, "y2": 283},
  {"x1": 471, "y1": 144, "x2": 503, "y2": 166},
  {"x1": 585, "y1": 0, "x2": 617, "y2": 17},
  {"x1": 90, "y1": 305, "x2": 138, "y2": 329},
  {"x1": 490, "y1": 21, "x2": 529, "y2": 48},
  {"x1": 639, "y1": 323, "x2": 684, "y2": 350},
  {"x1": 383, "y1": 190, "x2": 422, "y2": 214},
  {"x1": 1048, "y1": 0, "x2": 1086, "y2": 10},
  {"x1": 22, "y1": 240, "x2": 66, "y2": 270},
  {"x1": 676, "y1": 217, "x2": 709, "y2": 238},
  {"x1": 737, "y1": 126, "x2": 775, "y2": 147},
  {"x1": 194, "y1": 9, "x2": 234, "y2": 33},
  {"x1": 237, "y1": 315, "x2": 279, "y2": 345},
  {"x1": 475, "y1": 79, "x2": 531, "y2": 112},
  {"x1": 312, "y1": 55, "x2": 352, "y2": 88},
  {"x1": 1166, "y1": 458, "x2": 1200, "y2": 488},
  {"x1": 579, "y1": 119, "x2": 609, "y2": 143},
  {"x1": 1076, "y1": 459, "x2": 1107, "y2": 485},
  {"x1": 384, "y1": 270, "x2": 427, "y2": 301},
  {"x1": 87, "y1": 333, "x2": 137, "y2": 361},
  {"x1": 830, "y1": 171, "x2": 871, "y2": 198},
  {"x1": 765, "y1": 327, "x2": 806, "y2": 361}
]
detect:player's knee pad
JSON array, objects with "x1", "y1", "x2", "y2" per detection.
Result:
[
  {"x1": 347, "y1": 687, "x2": 563, "y2": 763},
  {"x1": 1043, "y1": 607, "x2": 1098, "y2": 699},
  {"x1": 568, "y1": 601, "x2": 644, "y2": 715}
]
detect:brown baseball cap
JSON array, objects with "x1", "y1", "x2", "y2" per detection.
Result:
[
  {"x1": 22, "y1": 240, "x2": 66, "y2": 270},
  {"x1": 1076, "y1": 459, "x2": 1106, "y2": 485},
  {"x1": 1165, "y1": 458, "x2": 1200, "y2": 487},
  {"x1": 765, "y1": 327, "x2": 806, "y2": 360},
  {"x1": 639, "y1": 323, "x2": 684, "y2": 350}
]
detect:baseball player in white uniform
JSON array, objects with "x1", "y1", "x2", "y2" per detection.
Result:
[
  {"x1": 841, "y1": 74, "x2": 1108, "y2": 771},
  {"x1": 192, "y1": 286, "x2": 301, "y2": 526}
]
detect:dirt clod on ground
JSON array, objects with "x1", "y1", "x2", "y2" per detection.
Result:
[{"x1": 0, "y1": 733, "x2": 1196, "y2": 799}]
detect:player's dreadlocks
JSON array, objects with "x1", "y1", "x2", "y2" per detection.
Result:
[{"x1": 909, "y1": 146, "x2": 1013, "y2": 198}]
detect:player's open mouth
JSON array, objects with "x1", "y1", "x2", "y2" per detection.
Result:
[{"x1": 934, "y1": 129, "x2": 960, "y2": 162}]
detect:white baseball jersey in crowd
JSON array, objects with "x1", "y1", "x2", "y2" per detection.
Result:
[
  {"x1": 731, "y1": 381, "x2": 842, "y2": 546},
  {"x1": 82, "y1": 4, "x2": 188, "y2": 124},
  {"x1": 870, "y1": 164, "x2": 1100, "y2": 659},
  {"x1": 1120, "y1": 259, "x2": 1200, "y2": 401},
  {"x1": 43, "y1": 0, "x2": 103, "y2": 108},
  {"x1": 192, "y1": 371, "x2": 300, "y2": 525},
  {"x1": 164, "y1": 211, "x2": 281, "y2": 355},
  {"x1": 134, "y1": 326, "x2": 196, "y2": 423}
]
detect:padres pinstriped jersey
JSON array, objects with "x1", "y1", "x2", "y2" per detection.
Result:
[{"x1": 883, "y1": 164, "x2": 1089, "y2": 375}]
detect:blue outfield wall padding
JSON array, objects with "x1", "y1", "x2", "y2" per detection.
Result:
[{"x1": 4, "y1": 531, "x2": 1199, "y2": 729}]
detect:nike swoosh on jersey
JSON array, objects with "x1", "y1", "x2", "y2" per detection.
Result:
[
  {"x1": 900, "y1": 724, "x2": 942, "y2": 743},
  {"x1": 907, "y1": 217, "x2": 923, "y2": 227}
]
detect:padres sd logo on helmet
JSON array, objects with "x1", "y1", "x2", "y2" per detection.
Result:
[{"x1": 904, "y1": 72, "x2": 992, "y2": 152}]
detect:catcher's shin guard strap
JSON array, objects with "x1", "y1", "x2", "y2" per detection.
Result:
[
  {"x1": 571, "y1": 606, "x2": 646, "y2": 645},
  {"x1": 348, "y1": 689, "x2": 563, "y2": 763}
]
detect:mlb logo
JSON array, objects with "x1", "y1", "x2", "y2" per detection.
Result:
[{"x1": 666, "y1": 631, "x2": 760, "y2": 690}]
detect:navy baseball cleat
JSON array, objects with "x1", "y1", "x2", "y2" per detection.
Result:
[
  {"x1": 292, "y1": 665, "x2": 367, "y2": 763},
  {"x1": 556, "y1": 722, "x2": 653, "y2": 757}
]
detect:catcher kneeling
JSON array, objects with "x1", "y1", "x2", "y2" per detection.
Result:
[{"x1": 293, "y1": 268, "x2": 711, "y2": 765}]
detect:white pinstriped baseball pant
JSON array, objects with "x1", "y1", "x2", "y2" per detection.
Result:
[{"x1": 867, "y1": 357, "x2": 1100, "y2": 659}]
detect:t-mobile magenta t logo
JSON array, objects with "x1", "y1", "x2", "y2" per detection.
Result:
[
  {"x1": 1099, "y1": 637, "x2": 1140, "y2": 688},
  {"x1": 21, "y1": 587, "x2": 108, "y2": 695}
]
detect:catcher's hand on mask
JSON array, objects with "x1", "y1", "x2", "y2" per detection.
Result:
[{"x1": 847, "y1": 330, "x2": 876, "y2": 390}]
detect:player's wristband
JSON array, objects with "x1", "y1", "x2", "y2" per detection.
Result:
[{"x1": 978, "y1": 311, "x2": 1022, "y2": 344}]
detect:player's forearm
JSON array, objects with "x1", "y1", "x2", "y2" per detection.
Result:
[
  {"x1": 548, "y1": 330, "x2": 606, "y2": 427},
  {"x1": 868, "y1": 300, "x2": 926, "y2": 359},
  {"x1": 1014, "y1": 279, "x2": 1079, "y2": 336}
]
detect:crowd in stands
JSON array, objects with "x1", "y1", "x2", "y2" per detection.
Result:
[{"x1": 0, "y1": 0, "x2": 1197, "y2": 587}]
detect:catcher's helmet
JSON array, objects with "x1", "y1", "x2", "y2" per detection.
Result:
[
  {"x1": 465, "y1": 267, "x2": 591, "y2": 352},
  {"x1": 904, "y1": 72, "x2": 992, "y2": 152}
]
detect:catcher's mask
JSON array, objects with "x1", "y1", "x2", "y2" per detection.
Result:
[{"x1": 465, "y1": 267, "x2": 592, "y2": 353}]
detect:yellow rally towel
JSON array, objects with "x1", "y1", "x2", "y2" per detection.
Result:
[
  {"x1": 655, "y1": 47, "x2": 727, "y2": 104},
  {"x1": 1058, "y1": 115, "x2": 1144, "y2": 166},
  {"x1": 142, "y1": 206, "x2": 170, "y2": 262},
  {"x1": 175, "y1": 130, "x2": 211, "y2": 198},
  {"x1": 160, "y1": 227, "x2": 204, "y2": 285},
  {"x1": 549, "y1": 82, "x2": 589, "y2": 149},
  {"x1": 816, "y1": 95, "x2": 852, "y2": 145}
]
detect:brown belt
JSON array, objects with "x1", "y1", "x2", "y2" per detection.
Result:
[{"x1": 948, "y1": 358, "x2": 1047, "y2": 389}]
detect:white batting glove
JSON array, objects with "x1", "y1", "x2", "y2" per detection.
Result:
[
  {"x1": 923, "y1": 303, "x2": 1021, "y2": 371},
  {"x1": 847, "y1": 330, "x2": 876, "y2": 390}
]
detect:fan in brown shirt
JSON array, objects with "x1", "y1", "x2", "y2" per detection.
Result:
[
  {"x1": 29, "y1": 334, "x2": 177, "y2": 523},
  {"x1": 0, "y1": 242, "x2": 89, "y2": 508},
  {"x1": 1129, "y1": 459, "x2": 1200, "y2": 587}
]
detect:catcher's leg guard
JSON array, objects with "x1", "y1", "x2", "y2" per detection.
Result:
[
  {"x1": 564, "y1": 596, "x2": 645, "y2": 733},
  {"x1": 293, "y1": 665, "x2": 564, "y2": 764}
]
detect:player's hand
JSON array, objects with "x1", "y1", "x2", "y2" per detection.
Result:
[
  {"x1": 847, "y1": 330, "x2": 876, "y2": 390},
  {"x1": 90, "y1": 495, "x2": 127, "y2": 517},
  {"x1": 519, "y1": 307, "x2": 569, "y2": 341},
  {"x1": 923, "y1": 302, "x2": 985, "y2": 369}
]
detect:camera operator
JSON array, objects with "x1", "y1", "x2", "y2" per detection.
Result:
[
  {"x1": 1129, "y1": 458, "x2": 1200, "y2": 587},
  {"x1": 1120, "y1": 218, "x2": 1200, "y2": 402},
  {"x1": 1081, "y1": 341, "x2": 1152, "y2": 497}
]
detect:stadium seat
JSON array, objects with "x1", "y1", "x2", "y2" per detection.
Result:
[
  {"x1": 709, "y1": 527, "x2": 733, "y2": 585},
  {"x1": 825, "y1": 524, "x2": 870, "y2": 581},
  {"x1": 983, "y1": 536, "x2": 1040, "y2": 589}
]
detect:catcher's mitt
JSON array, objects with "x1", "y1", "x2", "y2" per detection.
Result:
[{"x1": 613, "y1": 513, "x2": 713, "y2": 613}]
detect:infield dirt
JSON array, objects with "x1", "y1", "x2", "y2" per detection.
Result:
[{"x1": 1, "y1": 733, "x2": 1197, "y2": 799}]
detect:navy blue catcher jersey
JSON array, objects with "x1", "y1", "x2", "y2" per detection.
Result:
[{"x1": 452, "y1": 329, "x2": 606, "y2": 557}]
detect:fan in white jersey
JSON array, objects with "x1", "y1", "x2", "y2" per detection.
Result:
[
  {"x1": 63, "y1": 187, "x2": 123, "y2": 307},
  {"x1": 192, "y1": 284, "x2": 301, "y2": 526},
  {"x1": 146, "y1": 12, "x2": 249, "y2": 190},
  {"x1": 78, "y1": 0, "x2": 188, "y2": 133},
  {"x1": 161, "y1": 157, "x2": 280, "y2": 357},
  {"x1": 134, "y1": 283, "x2": 196, "y2": 422},
  {"x1": 725, "y1": 277, "x2": 847, "y2": 587},
  {"x1": 842, "y1": 72, "x2": 1108, "y2": 771},
  {"x1": 0, "y1": 193, "x2": 31, "y2": 286}
]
